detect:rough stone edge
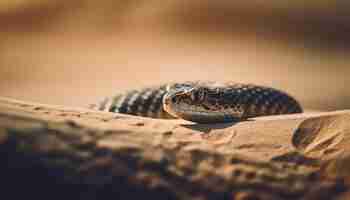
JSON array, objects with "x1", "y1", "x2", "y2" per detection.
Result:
[{"x1": 0, "y1": 97, "x2": 348, "y2": 200}]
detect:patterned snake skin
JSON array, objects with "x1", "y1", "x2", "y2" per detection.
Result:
[{"x1": 90, "y1": 81, "x2": 302, "y2": 123}]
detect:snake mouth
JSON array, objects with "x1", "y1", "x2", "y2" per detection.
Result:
[
  {"x1": 165, "y1": 103, "x2": 239, "y2": 123},
  {"x1": 163, "y1": 94, "x2": 240, "y2": 123}
]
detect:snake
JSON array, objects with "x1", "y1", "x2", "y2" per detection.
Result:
[{"x1": 90, "y1": 81, "x2": 302, "y2": 123}]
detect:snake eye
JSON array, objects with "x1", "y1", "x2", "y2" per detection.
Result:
[
  {"x1": 190, "y1": 89, "x2": 205, "y2": 102},
  {"x1": 171, "y1": 97, "x2": 177, "y2": 103}
]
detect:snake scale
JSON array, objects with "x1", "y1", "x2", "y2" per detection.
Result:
[{"x1": 90, "y1": 81, "x2": 302, "y2": 123}]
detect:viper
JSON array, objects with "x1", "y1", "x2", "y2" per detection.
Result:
[{"x1": 90, "y1": 81, "x2": 302, "y2": 123}]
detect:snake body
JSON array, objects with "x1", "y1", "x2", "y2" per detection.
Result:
[{"x1": 90, "y1": 81, "x2": 302, "y2": 123}]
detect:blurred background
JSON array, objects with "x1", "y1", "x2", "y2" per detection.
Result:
[{"x1": 0, "y1": 0, "x2": 349, "y2": 111}]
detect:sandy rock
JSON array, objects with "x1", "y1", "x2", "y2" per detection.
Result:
[
  {"x1": 0, "y1": 97, "x2": 349, "y2": 199},
  {"x1": 292, "y1": 113, "x2": 350, "y2": 183}
]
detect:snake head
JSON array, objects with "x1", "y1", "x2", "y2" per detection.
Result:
[{"x1": 163, "y1": 81, "x2": 243, "y2": 123}]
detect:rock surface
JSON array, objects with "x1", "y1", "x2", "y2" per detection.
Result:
[{"x1": 0, "y1": 97, "x2": 349, "y2": 200}]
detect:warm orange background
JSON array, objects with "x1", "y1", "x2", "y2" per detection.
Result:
[{"x1": 1, "y1": 1, "x2": 349, "y2": 111}]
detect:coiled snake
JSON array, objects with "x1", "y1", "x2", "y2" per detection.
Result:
[{"x1": 90, "y1": 81, "x2": 302, "y2": 123}]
